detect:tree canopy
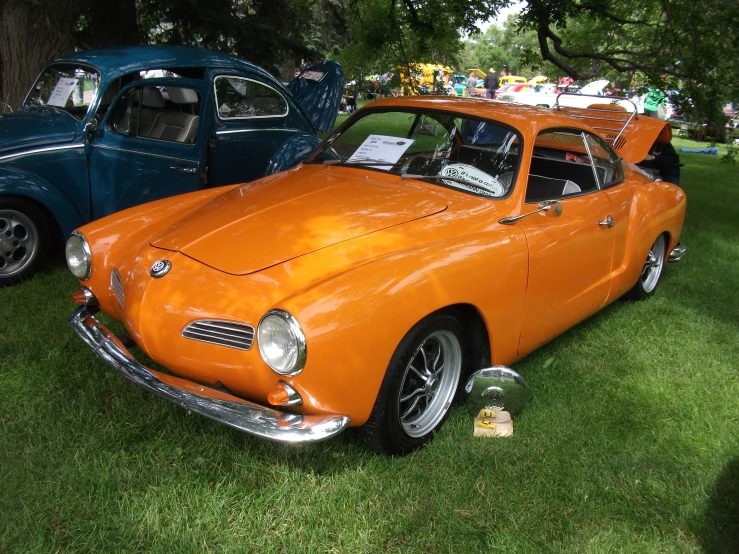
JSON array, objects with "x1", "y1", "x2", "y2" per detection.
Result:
[{"x1": 1, "y1": 0, "x2": 737, "y2": 124}]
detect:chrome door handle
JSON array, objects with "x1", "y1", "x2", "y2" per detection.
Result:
[
  {"x1": 598, "y1": 215, "x2": 615, "y2": 228},
  {"x1": 170, "y1": 166, "x2": 197, "y2": 175}
]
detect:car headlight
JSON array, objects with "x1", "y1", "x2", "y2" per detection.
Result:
[
  {"x1": 257, "y1": 310, "x2": 307, "y2": 375},
  {"x1": 65, "y1": 231, "x2": 91, "y2": 280}
]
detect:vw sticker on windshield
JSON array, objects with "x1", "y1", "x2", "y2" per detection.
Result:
[{"x1": 440, "y1": 163, "x2": 505, "y2": 197}]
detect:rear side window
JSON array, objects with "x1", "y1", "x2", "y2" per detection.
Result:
[
  {"x1": 585, "y1": 133, "x2": 624, "y2": 188},
  {"x1": 214, "y1": 76, "x2": 287, "y2": 119}
]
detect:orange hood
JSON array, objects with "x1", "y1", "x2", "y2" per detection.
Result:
[{"x1": 151, "y1": 166, "x2": 448, "y2": 275}]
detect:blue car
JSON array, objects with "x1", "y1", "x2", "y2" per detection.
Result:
[{"x1": 0, "y1": 45, "x2": 343, "y2": 285}]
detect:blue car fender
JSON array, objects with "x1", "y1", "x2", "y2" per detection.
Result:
[
  {"x1": 265, "y1": 133, "x2": 323, "y2": 175},
  {"x1": 0, "y1": 166, "x2": 86, "y2": 237}
]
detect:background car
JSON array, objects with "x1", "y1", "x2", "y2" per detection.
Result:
[
  {"x1": 67, "y1": 96, "x2": 686, "y2": 455},
  {"x1": 0, "y1": 45, "x2": 343, "y2": 285}
]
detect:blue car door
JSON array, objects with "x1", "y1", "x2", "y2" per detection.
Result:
[{"x1": 87, "y1": 78, "x2": 208, "y2": 219}]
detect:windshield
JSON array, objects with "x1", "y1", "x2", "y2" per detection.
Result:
[
  {"x1": 307, "y1": 108, "x2": 521, "y2": 198},
  {"x1": 24, "y1": 63, "x2": 101, "y2": 120}
]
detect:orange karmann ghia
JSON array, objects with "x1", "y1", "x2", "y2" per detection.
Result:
[{"x1": 67, "y1": 96, "x2": 686, "y2": 455}]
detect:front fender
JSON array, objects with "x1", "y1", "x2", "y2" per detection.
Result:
[
  {"x1": 0, "y1": 166, "x2": 85, "y2": 237},
  {"x1": 275, "y1": 228, "x2": 529, "y2": 425}
]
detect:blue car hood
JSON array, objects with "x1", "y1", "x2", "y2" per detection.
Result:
[
  {"x1": 287, "y1": 61, "x2": 344, "y2": 133},
  {"x1": 0, "y1": 109, "x2": 79, "y2": 155}
]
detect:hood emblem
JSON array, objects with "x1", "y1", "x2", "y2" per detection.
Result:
[{"x1": 150, "y1": 260, "x2": 171, "y2": 278}]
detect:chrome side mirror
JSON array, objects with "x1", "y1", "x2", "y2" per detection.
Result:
[
  {"x1": 499, "y1": 200, "x2": 562, "y2": 225},
  {"x1": 465, "y1": 366, "x2": 528, "y2": 416}
]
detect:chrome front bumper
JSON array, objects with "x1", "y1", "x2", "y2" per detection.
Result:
[
  {"x1": 69, "y1": 306, "x2": 350, "y2": 444},
  {"x1": 669, "y1": 242, "x2": 686, "y2": 263}
]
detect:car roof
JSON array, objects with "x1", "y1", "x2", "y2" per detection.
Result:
[
  {"x1": 364, "y1": 96, "x2": 592, "y2": 136},
  {"x1": 55, "y1": 45, "x2": 278, "y2": 85}
]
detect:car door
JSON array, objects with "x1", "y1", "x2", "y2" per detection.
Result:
[
  {"x1": 207, "y1": 72, "x2": 315, "y2": 187},
  {"x1": 87, "y1": 78, "x2": 208, "y2": 219},
  {"x1": 516, "y1": 128, "x2": 616, "y2": 355}
]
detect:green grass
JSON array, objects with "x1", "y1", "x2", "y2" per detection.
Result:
[{"x1": 1, "y1": 138, "x2": 738, "y2": 553}]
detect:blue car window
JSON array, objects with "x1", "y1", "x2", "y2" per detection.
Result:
[{"x1": 214, "y1": 76, "x2": 287, "y2": 119}]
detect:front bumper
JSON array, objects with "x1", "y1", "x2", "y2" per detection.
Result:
[
  {"x1": 69, "y1": 306, "x2": 350, "y2": 444},
  {"x1": 669, "y1": 242, "x2": 686, "y2": 263}
]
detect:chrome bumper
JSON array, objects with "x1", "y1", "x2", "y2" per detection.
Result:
[
  {"x1": 669, "y1": 242, "x2": 686, "y2": 263},
  {"x1": 69, "y1": 306, "x2": 350, "y2": 444}
]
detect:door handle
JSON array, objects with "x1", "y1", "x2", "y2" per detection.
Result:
[
  {"x1": 598, "y1": 215, "x2": 615, "y2": 228},
  {"x1": 170, "y1": 166, "x2": 197, "y2": 175}
]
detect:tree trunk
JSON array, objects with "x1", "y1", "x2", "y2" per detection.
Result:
[{"x1": 0, "y1": 0, "x2": 91, "y2": 110}]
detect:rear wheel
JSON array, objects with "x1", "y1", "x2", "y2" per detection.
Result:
[
  {"x1": 0, "y1": 198, "x2": 49, "y2": 286},
  {"x1": 625, "y1": 234, "x2": 667, "y2": 300},
  {"x1": 359, "y1": 314, "x2": 464, "y2": 455}
]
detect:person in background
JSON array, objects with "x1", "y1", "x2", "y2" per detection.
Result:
[
  {"x1": 389, "y1": 72, "x2": 401, "y2": 97},
  {"x1": 484, "y1": 67, "x2": 499, "y2": 99},
  {"x1": 637, "y1": 129, "x2": 681, "y2": 185},
  {"x1": 465, "y1": 72, "x2": 477, "y2": 97},
  {"x1": 644, "y1": 87, "x2": 666, "y2": 119}
]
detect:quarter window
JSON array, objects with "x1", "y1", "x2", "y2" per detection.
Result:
[
  {"x1": 585, "y1": 133, "x2": 624, "y2": 188},
  {"x1": 214, "y1": 76, "x2": 287, "y2": 119}
]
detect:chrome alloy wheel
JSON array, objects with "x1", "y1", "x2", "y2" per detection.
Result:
[
  {"x1": 397, "y1": 330, "x2": 462, "y2": 438},
  {"x1": 640, "y1": 235, "x2": 666, "y2": 294},
  {"x1": 0, "y1": 209, "x2": 39, "y2": 278}
]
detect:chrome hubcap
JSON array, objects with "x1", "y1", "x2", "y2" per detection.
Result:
[
  {"x1": 398, "y1": 330, "x2": 462, "y2": 438},
  {"x1": 0, "y1": 210, "x2": 38, "y2": 277},
  {"x1": 641, "y1": 235, "x2": 666, "y2": 293}
]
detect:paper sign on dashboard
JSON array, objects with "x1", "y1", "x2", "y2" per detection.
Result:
[
  {"x1": 347, "y1": 134, "x2": 415, "y2": 170},
  {"x1": 47, "y1": 77, "x2": 78, "y2": 107}
]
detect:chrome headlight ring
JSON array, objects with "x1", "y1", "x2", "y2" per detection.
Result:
[
  {"x1": 65, "y1": 231, "x2": 92, "y2": 280},
  {"x1": 257, "y1": 309, "x2": 307, "y2": 376}
]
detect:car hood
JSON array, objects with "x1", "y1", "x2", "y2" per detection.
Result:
[
  {"x1": 0, "y1": 108, "x2": 79, "y2": 154},
  {"x1": 151, "y1": 167, "x2": 448, "y2": 275}
]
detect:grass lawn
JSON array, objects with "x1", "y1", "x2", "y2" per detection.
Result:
[{"x1": 1, "y1": 137, "x2": 738, "y2": 553}]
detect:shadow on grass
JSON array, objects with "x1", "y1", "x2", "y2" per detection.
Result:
[{"x1": 700, "y1": 458, "x2": 739, "y2": 554}]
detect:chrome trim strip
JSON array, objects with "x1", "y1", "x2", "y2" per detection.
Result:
[
  {"x1": 110, "y1": 269, "x2": 124, "y2": 307},
  {"x1": 182, "y1": 319, "x2": 255, "y2": 351},
  {"x1": 0, "y1": 143, "x2": 84, "y2": 162},
  {"x1": 94, "y1": 144, "x2": 198, "y2": 164},
  {"x1": 669, "y1": 242, "x2": 686, "y2": 263},
  {"x1": 69, "y1": 307, "x2": 350, "y2": 444},
  {"x1": 581, "y1": 131, "x2": 603, "y2": 189},
  {"x1": 215, "y1": 128, "x2": 303, "y2": 135}
]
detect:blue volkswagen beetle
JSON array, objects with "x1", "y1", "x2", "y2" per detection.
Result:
[{"x1": 0, "y1": 45, "x2": 343, "y2": 285}]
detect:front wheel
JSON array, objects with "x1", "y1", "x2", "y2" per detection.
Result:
[
  {"x1": 0, "y1": 198, "x2": 49, "y2": 286},
  {"x1": 625, "y1": 234, "x2": 667, "y2": 300},
  {"x1": 359, "y1": 314, "x2": 464, "y2": 455}
]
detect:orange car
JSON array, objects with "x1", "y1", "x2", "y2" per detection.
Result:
[{"x1": 67, "y1": 97, "x2": 686, "y2": 455}]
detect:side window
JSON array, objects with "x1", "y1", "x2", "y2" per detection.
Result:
[
  {"x1": 526, "y1": 129, "x2": 598, "y2": 203},
  {"x1": 109, "y1": 85, "x2": 201, "y2": 144},
  {"x1": 214, "y1": 76, "x2": 287, "y2": 119},
  {"x1": 585, "y1": 133, "x2": 624, "y2": 188}
]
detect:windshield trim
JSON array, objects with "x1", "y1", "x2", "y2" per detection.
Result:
[
  {"x1": 23, "y1": 61, "x2": 102, "y2": 121},
  {"x1": 305, "y1": 105, "x2": 524, "y2": 201}
]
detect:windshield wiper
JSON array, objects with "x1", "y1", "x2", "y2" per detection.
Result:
[
  {"x1": 323, "y1": 158, "x2": 395, "y2": 167},
  {"x1": 401, "y1": 173, "x2": 500, "y2": 194}
]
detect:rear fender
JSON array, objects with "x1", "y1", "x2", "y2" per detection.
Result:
[
  {"x1": 0, "y1": 166, "x2": 85, "y2": 237},
  {"x1": 265, "y1": 133, "x2": 322, "y2": 175}
]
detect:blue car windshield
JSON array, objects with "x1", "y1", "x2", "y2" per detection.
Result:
[
  {"x1": 24, "y1": 63, "x2": 101, "y2": 121},
  {"x1": 306, "y1": 108, "x2": 521, "y2": 199}
]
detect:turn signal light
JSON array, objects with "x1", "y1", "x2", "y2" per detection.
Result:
[
  {"x1": 267, "y1": 381, "x2": 302, "y2": 406},
  {"x1": 71, "y1": 287, "x2": 98, "y2": 306}
]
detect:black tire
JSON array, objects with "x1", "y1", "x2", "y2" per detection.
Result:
[
  {"x1": 624, "y1": 234, "x2": 667, "y2": 301},
  {"x1": 0, "y1": 197, "x2": 50, "y2": 286},
  {"x1": 359, "y1": 314, "x2": 465, "y2": 455}
]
